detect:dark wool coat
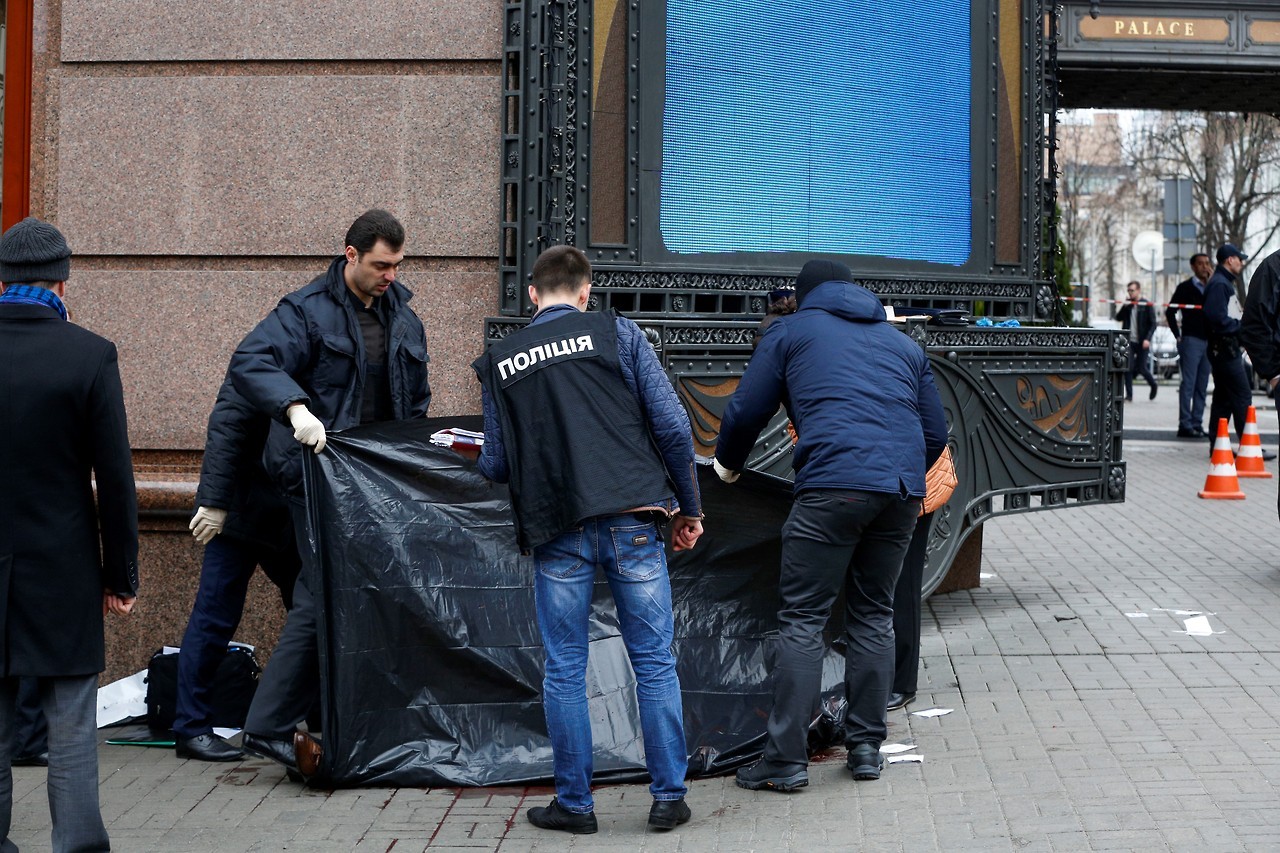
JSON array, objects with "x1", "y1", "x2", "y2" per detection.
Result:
[{"x1": 0, "y1": 303, "x2": 138, "y2": 676}]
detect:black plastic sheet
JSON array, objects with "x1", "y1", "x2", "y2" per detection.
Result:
[{"x1": 305, "y1": 418, "x2": 849, "y2": 787}]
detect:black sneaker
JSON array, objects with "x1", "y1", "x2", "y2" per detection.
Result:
[
  {"x1": 526, "y1": 798, "x2": 598, "y2": 834},
  {"x1": 648, "y1": 798, "x2": 691, "y2": 831},
  {"x1": 847, "y1": 743, "x2": 884, "y2": 781},
  {"x1": 1149, "y1": 384, "x2": 1158, "y2": 400},
  {"x1": 734, "y1": 759, "x2": 808, "y2": 792}
]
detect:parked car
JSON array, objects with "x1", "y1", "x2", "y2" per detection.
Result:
[{"x1": 1151, "y1": 326, "x2": 1179, "y2": 379}]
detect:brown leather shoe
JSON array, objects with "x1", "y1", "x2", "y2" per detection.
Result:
[{"x1": 294, "y1": 730, "x2": 323, "y2": 778}]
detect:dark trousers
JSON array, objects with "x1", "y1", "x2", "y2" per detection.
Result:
[
  {"x1": 1207, "y1": 351, "x2": 1251, "y2": 446},
  {"x1": 763, "y1": 489, "x2": 920, "y2": 768},
  {"x1": 1124, "y1": 346, "x2": 1157, "y2": 400},
  {"x1": 174, "y1": 534, "x2": 300, "y2": 738},
  {"x1": 892, "y1": 514, "x2": 933, "y2": 696},
  {"x1": 0, "y1": 675, "x2": 109, "y2": 853},
  {"x1": 243, "y1": 503, "x2": 320, "y2": 740},
  {"x1": 13, "y1": 678, "x2": 47, "y2": 759}
]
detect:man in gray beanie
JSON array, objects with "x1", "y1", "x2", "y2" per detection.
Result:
[{"x1": 0, "y1": 215, "x2": 138, "y2": 851}]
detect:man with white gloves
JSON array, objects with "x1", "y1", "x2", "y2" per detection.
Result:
[
  {"x1": 173, "y1": 373, "x2": 301, "y2": 762},
  {"x1": 228, "y1": 210, "x2": 431, "y2": 773}
]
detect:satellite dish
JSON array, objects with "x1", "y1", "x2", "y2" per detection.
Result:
[{"x1": 1132, "y1": 231, "x2": 1164, "y2": 271}]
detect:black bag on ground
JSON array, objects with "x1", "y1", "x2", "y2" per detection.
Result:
[{"x1": 145, "y1": 645, "x2": 261, "y2": 732}]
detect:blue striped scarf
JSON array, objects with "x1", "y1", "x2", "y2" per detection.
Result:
[{"x1": 0, "y1": 284, "x2": 67, "y2": 320}]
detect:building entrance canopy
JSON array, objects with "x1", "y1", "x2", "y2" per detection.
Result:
[{"x1": 1058, "y1": 1, "x2": 1280, "y2": 109}]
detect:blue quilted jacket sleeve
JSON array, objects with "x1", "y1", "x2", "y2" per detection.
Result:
[{"x1": 616, "y1": 317, "x2": 703, "y2": 517}]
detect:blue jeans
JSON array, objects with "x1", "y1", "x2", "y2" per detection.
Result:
[
  {"x1": 533, "y1": 514, "x2": 687, "y2": 814},
  {"x1": 1177, "y1": 336, "x2": 1210, "y2": 431}
]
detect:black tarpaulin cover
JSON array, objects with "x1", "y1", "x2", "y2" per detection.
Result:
[{"x1": 305, "y1": 418, "x2": 848, "y2": 787}]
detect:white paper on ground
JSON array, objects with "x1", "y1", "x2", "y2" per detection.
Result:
[
  {"x1": 96, "y1": 670, "x2": 148, "y2": 728},
  {"x1": 911, "y1": 708, "x2": 954, "y2": 718},
  {"x1": 1180, "y1": 615, "x2": 1221, "y2": 636},
  {"x1": 879, "y1": 742, "x2": 918, "y2": 754},
  {"x1": 979, "y1": 573, "x2": 996, "y2": 580},
  {"x1": 887, "y1": 754, "x2": 923, "y2": 764},
  {"x1": 212, "y1": 727, "x2": 242, "y2": 739},
  {"x1": 1125, "y1": 612, "x2": 1149, "y2": 618},
  {"x1": 1154, "y1": 608, "x2": 1211, "y2": 617}
]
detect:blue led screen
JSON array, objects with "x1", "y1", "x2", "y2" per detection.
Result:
[{"x1": 661, "y1": 1, "x2": 972, "y2": 266}]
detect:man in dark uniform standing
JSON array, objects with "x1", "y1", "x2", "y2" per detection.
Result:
[
  {"x1": 1203, "y1": 243, "x2": 1253, "y2": 447},
  {"x1": 473, "y1": 245, "x2": 704, "y2": 834}
]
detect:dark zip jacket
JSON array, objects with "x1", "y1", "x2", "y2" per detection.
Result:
[
  {"x1": 229, "y1": 256, "x2": 431, "y2": 496},
  {"x1": 717, "y1": 279, "x2": 947, "y2": 497},
  {"x1": 1242, "y1": 250, "x2": 1280, "y2": 380}
]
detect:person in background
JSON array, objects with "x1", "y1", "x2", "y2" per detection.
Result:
[
  {"x1": 1166, "y1": 253, "x2": 1213, "y2": 438},
  {"x1": 1240, "y1": 248, "x2": 1280, "y2": 498},
  {"x1": 1115, "y1": 280, "x2": 1158, "y2": 402},
  {"x1": 1203, "y1": 244, "x2": 1255, "y2": 450}
]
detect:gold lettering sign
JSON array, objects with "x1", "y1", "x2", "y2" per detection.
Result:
[
  {"x1": 1078, "y1": 16, "x2": 1228, "y2": 42},
  {"x1": 1251, "y1": 21, "x2": 1280, "y2": 45}
]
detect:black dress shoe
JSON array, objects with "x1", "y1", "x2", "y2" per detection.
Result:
[
  {"x1": 1264, "y1": 449, "x2": 1278, "y2": 461},
  {"x1": 1193, "y1": 427, "x2": 1207, "y2": 437},
  {"x1": 1149, "y1": 384, "x2": 1158, "y2": 400},
  {"x1": 1176, "y1": 428, "x2": 1200, "y2": 438},
  {"x1": 886, "y1": 692, "x2": 916, "y2": 711},
  {"x1": 11, "y1": 752, "x2": 47, "y2": 767},
  {"x1": 847, "y1": 743, "x2": 884, "y2": 781},
  {"x1": 241, "y1": 733, "x2": 298, "y2": 770},
  {"x1": 734, "y1": 759, "x2": 808, "y2": 792},
  {"x1": 526, "y1": 798, "x2": 598, "y2": 834},
  {"x1": 648, "y1": 798, "x2": 691, "y2": 830},
  {"x1": 176, "y1": 733, "x2": 244, "y2": 762}
]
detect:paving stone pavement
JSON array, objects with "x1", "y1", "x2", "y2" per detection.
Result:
[{"x1": 11, "y1": 389, "x2": 1280, "y2": 852}]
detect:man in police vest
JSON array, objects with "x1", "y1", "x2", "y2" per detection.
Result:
[{"x1": 472, "y1": 245, "x2": 704, "y2": 835}]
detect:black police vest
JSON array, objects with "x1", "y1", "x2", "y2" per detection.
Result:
[{"x1": 475, "y1": 310, "x2": 674, "y2": 550}]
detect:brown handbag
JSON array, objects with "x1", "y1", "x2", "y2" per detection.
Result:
[{"x1": 920, "y1": 445, "x2": 958, "y2": 516}]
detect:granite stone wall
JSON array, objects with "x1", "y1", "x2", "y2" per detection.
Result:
[{"x1": 26, "y1": 0, "x2": 503, "y2": 680}]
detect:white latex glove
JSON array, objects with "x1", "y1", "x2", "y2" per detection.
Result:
[
  {"x1": 189, "y1": 506, "x2": 228, "y2": 544},
  {"x1": 288, "y1": 404, "x2": 327, "y2": 453},
  {"x1": 713, "y1": 458, "x2": 741, "y2": 484}
]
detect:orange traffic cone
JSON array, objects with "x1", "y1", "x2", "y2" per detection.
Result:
[
  {"x1": 1199, "y1": 418, "x2": 1246, "y2": 499},
  {"x1": 1236, "y1": 405, "x2": 1273, "y2": 479}
]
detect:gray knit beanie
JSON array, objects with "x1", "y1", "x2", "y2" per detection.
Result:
[{"x1": 0, "y1": 217, "x2": 71, "y2": 283}]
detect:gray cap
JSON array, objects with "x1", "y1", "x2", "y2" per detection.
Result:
[{"x1": 0, "y1": 217, "x2": 71, "y2": 284}]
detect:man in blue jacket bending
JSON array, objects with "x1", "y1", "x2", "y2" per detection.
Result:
[{"x1": 715, "y1": 259, "x2": 947, "y2": 792}]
